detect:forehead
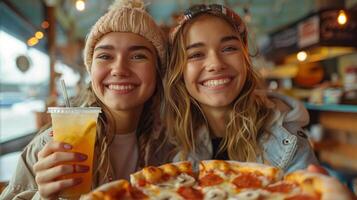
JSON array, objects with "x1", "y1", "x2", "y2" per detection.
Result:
[
  {"x1": 94, "y1": 32, "x2": 155, "y2": 52},
  {"x1": 184, "y1": 14, "x2": 236, "y2": 44}
]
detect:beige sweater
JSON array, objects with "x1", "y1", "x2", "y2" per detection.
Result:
[{"x1": 0, "y1": 124, "x2": 174, "y2": 200}]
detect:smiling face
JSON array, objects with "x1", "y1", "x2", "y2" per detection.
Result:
[
  {"x1": 183, "y1": 14, "x2": 247, "y2": 113},
  {"x1": 91, "y1": 32, "x2": 157, "y2": 112}
]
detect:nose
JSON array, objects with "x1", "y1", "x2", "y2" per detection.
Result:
[
  {"x1": 110, "y1": 55, "x2": 130, "y2": 77},
  {"x1": 205, "y1": 51, "x2": 226, "y2": 72}
]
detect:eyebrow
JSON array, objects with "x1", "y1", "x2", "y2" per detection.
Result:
[
  {"x1": 128, "y1": 45, "x2": 154, "y2": 55},
  {"x1": 185, "y1": 35, "x2": 239, "y2": 51},
  {"x1": 186, "y1": 43, "x2": 204, "y2": 51},
  {"x1": 221, "y1": 35, "x2": 239, "y2": 43},
  {"x1": 94, "y1": 44, "x2": 154, "y2": 55},
  {"x1": 93, "y1": 45, "x2": 114, "y2": 51},
  {"x1": 94, "y1": 45, "x2": 114, "y2": 51}
]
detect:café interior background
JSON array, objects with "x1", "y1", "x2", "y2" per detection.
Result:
[{"x1": 1, "y1": 0, "x2": 357, "y2": 194}]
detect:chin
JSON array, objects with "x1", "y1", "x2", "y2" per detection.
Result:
[
  {"x1": 105, "y1": 102, "x2": 129, "y2": 111},
  {"x1": 199, "y1": 100, "x2": 232, "y2": 109},
  {"x1": 202, "y1": 97, "x2": 235, "y2": 107},
  {"x1": 212, "y1": 102, "x2": 232, "y2": 107}
]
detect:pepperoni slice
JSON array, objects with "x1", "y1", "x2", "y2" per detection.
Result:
[
  {"x1": 138, "y1": 179, "x2": 146, "y2": 187},
  {"x1": 178, "y1": 186, "x2": 203, "y2": 200},
  {"x1": 112, "y1": 189, "x2": 127, "y2": 199},
  {"x1": 199, "y1": 173, "x2": 224, "y2": 187},
  {"x1": 284, "y1": 194, "x2": 320, "y2": 200},
  {"x1": 162, "y1": 173, "x2": 171, "y2": 181},
  {"x1": 232, "y1": 173, "x2": 262, "y2": 189},
  {"x1": 130, "y1": 187, "x2": 148, "y2": 199},
  {"x1": 265, "y1": 182, "x2": 297, "y2": 193}
]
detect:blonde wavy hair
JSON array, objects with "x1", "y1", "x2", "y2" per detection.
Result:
[{"x1": 164, "y1": 13, "x2": 273, "y2": 162}]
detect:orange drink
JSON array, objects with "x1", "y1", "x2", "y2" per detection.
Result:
[{"x1": 48, "y1": 107, "x2": 101, "y2": 199}]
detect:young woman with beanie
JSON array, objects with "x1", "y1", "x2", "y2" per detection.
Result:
[{"x1": 0, "y1": 0, "x2": 172, "y2": 199}]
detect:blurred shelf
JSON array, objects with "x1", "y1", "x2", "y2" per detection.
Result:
[{"x1": 304, "y1": 102, "x2": 357, "y2": 113}]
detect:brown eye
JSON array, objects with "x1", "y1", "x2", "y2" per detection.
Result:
[
  {"x1": 97, "y1": 54, "x2": 112, "y2": 60},
  {"x1": 187, "y1": 52, "x2": 204, "y2": 60},
  {"x1": 222, "y1": 46, "x2": 238, "y2": 52},
  {"x1": 132, "y1": 54, "x2": 148, "y2": 60}
]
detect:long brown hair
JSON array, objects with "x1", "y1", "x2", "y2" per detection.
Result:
[{"x1": 164, "y1": 13, "x2": 273, "y2": 162}]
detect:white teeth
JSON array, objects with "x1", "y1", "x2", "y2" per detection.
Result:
[
  {"x1": 202, "y1": 78, "x2": 231, "y2": 87},
  {"x1": 108, "y1": 84, "x2": 135, "y2": 91}
]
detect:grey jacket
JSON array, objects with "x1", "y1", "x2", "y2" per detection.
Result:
[{"x1": 173, "y1": 92, "x2": 319, "y2": 173}]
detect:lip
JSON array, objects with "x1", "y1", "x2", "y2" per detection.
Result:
[
  {"x1": 104, "y1": 82, "x2": 138, "y2": 94},
  {"x1": 199, "y1": 75, "x2": 234, "y2": 83},
  {"x1": 199, "y1": 76, "x2": 234, "y2": 89}
]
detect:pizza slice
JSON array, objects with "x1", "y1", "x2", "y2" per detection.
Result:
[
  {"x1": 130, "y1": 161, "x2": 201, "y2": 199},
  {"x1": 82, "y1": 160, "x2": 353, "y2": 200},
  {"x1": 231, "y1": 170, "x2": 353, "y2": 200},
  {"x1": 281, "y1": 170, "x2": 352, "y2": 200},
  {"x1": 198, "y1": 160, "x2": 283, "y2": 199},
  {"x1": 80, "y1": 179, "x2": 148, "y2": 200}
]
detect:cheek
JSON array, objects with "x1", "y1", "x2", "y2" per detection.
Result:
[
  {"x1": 231, "y1": 56, "x2": 247, "y2": 79},
  {"x1": 183, "y1": 63, "x2": 198, "y2": 85},
  {"x1": 182, "y1": 67, "x2": 191, "y2": 89},
  {"x1": 91, "y1": 66, "x2": 107, "y2": 83},
  {"x1": 183, "y1": 66, "x2": 197, "y2": 96},
  {"x1": 140, "y1": 66, "x2": 157, "y2": 90},
  {"x1": 90, "y1": 66, "x2": 107, "y2": 95}
]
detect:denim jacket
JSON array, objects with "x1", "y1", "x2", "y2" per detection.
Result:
[{"x1": 173, "y1": 92, "x2": 319, "y2": 173}]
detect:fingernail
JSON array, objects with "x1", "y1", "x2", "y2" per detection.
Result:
[
  {"x1": 63, "y1": 144, "x2": 72, "y2": 149},
  {"x1": 77, "y1": 165, "x2": 89, "y2": 173},
  {"x1": 78, "y1": 154, "x2": 87, "y2": 161}
]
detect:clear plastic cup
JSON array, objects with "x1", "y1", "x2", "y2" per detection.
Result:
[{"x1": 47, "y1": 107, "x2": 101, "y2": 199}]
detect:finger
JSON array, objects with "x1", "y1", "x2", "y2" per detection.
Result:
[
  {"x1": 37, "y1": 141, "x2": 72, "y2": 159},
  {"x1": 307, "y1": 164, "x2": 329, "y2": 175},
  {"x1": 34, "y1": 152, "x2": 87, "y2": 172},
  {"x1": 38, "y1": 178, "x2": 82, "y2": 198},
  {"x1": 36, "y1": 164, "x2": 89, "y2": 184}
]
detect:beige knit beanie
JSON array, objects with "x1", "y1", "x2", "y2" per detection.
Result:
[{"x1": 83, "y1": 0, "x2": 166, "y2": 72}]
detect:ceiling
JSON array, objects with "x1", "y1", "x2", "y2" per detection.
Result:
[
  {"x1": 49, "y1": 0, "x2": 318, "y2": 45},
  {"x1": 1, "y1": 0, "x2": 356, "y2": 71},
  {"x1": 1, "y1": 0, "x2": 320, "y2": 44}
]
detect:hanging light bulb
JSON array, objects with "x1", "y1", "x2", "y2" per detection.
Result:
[
  {"x1": 41, "y1": 21, "x2": 49, "y2": 29},
  {"x1": 297, "y1": 51, "x2": 307, "y2": 62},
  {"x1": 27, "y1": 37, "x2": 39, "y2": 46},
  {"x1": 76, "y1": 0, "x2": 85, "y2": 11},
  {"x1": 337, "y1": 10, "x2": 347, "y2": 25},
  {"x1": 35, "y1": 31, "x2": 44, "y2": 39}
]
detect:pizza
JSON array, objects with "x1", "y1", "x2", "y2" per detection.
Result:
[{"x1": 82, "y1": 160, "x2": 353, "y2": 200}]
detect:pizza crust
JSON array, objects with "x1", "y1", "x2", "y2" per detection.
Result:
[
  {"x1": 81, "y1": 180, "x2": 133, "y2": 200},
  {"x1": 84, "y1": 160, "x2": 352, "y2": 200},
  {"x1": 285, "y1": 170, "x2": 352, "y2": 200},
  {"x1": 200, "y1": 160, "x2": 282, "y2": 181}
]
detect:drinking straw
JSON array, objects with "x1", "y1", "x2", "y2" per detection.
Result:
[{"x1": 60, "y1": 79, "x2": 71, "y2": 107}]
